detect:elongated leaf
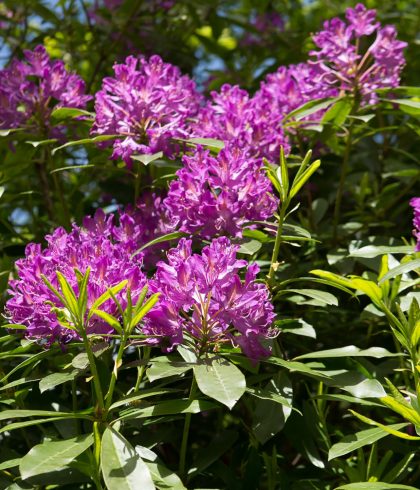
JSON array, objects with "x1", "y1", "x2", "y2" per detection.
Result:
[
  {"x1": 132, "y1": 232, "x2": 186, "y2": 257},
  {"x1": 295, "y1": 346, "x2": 399, "y2": 360},
  {"x1": 101, "y1": 428, "x2": 155, "y2": 490},
  {"x1": 350, "y1": 410, "x2": 420, "y2": 440},
  {"x1": 349, "y1": 245, "x2": 413, "y2": 258},
  {"x1": 280, "y1": 288, "x2": 338, "y2": 306},
  {"x1": 193, "y1": 356, "x2": 246, "y2": 409},
  {"x1": 20, "y1": 434, "x2": 93, "y2": 479},
  {"x1": 51, "y1": 107, "x2": 94, "y2": 121},
  {"x1": 284, "y1": 97, "x2": 337, "y2": 121},
  {"x1": 379, "y1": 259, "x2": 420, "y2": 283},
  {"x1": 276, "y1": 319, "x2": 316, "y2": 338},
  {"x1": 237, "y1": 240, "x2": 262, "y2": 255},
  {"x1": 264, "y1": 357, "x2": 331, "y2": 380},
  {"x1": 328, "y1": 423, "x2": 408, "y2": 460},
  {"x1": 147, "y1": 359, "x2": 193, "y2": 382},
  {"x1": 39, "y1": 370, "x2": 79, "y2": 393},
  {"x1": 109, "y1": 388, "x2": 181, "y2": 411},
  {"x1": 335, "y1": 483, "x2": 419, "y2": 490},
  {"x1": 116, "y1": 399, "x2": 216, "y2": 422},
  {"x1": 131, "y1": 151, "x2": 163, "y2": 165},
  {"x1": 0, "y1": 417, "x2": 71, "y2": 435},
  {"x1": 87, "y1": 280, "x2": 128, "y2": 320},
  {"x1": 130, "y1": 293, "x2": 160, "y2": 329},
  {"x1": 0, "y1": 458, "x2": 20, "y2": 471},
  {"x1": 326, "y1": 372, "x2": 386, "y2": 398},
  {"x1": 0, "y1": 409, "x2": 93, "y2": 422},
  {"x1": 321, "y1": 97, "x2": 352, "y2": 126},
  {"x1": 52, "y1": 134, "x2": 120, "y2": 154}
]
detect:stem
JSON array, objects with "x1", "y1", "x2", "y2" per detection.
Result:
[
  {"x1": 80, "y1": 329, "x2": 105, "y2": 415},
  {"x1": 179, "y1": 376, "x2": 198, "y2": 480},
  {"x1": 104, "y1": 336, "x2": 127, "y2": 414},
  {"x1": 92, "y1": 421, "x2": 103, "y2": 489},
  {"x1": 267, "y1": 200, "x2": 288, "y2": 285},
  {"x1": 45, "y1": 147, "x2": 71, "y2": 227},
  {"x1": 134, "y1": 346, "x2": 151, "y2": 392},
  {"x1": 333, "y1": 125, "x2": 353, "y2": 243}
]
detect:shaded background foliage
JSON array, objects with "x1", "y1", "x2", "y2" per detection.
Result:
[{"x1": 0, "y1": 1, "x2": 419, "y2": 489}]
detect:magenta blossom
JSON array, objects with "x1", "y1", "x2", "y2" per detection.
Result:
[
  {"x1": 191, "y1": 84, "x2": 290, "y2": 162},
  {"x1": 309, "y1": 3, "x2": 407, "y2": 104},
  {"x1": 163, "y1": 146, "x2": 279, "y2": 239},
  {"x1": 144, "y1": 237, "x2": 276, "y2": 360},
  {"x1": 0, "y1": 45, "x2": 91, "y2": 135},
  {"x1": 6, "y1": 209, "x2": 147, "y2": 344},
  {"x1": 409, "y1": 197, "x2": 420, "y2": 252},
  {"x1": 91, "y1": 54, "x2": 202, "y2": 166}
]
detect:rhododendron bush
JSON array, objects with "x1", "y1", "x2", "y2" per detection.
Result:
[{"x1": 0, "y1": 1, "x2": 419, "y2": 489}]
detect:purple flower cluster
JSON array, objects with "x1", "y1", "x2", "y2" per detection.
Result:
[
  {"x1": 409, "y1": 198, "x2": 420, "y2": 252},
  {"x1": 145, "y1": 237, "x2": 275, "y2": 359},
  {"x1": 192, "y1": 84, "x2": 290, "y2": 162},
  {"x1": 6, "y1": 209, "x2": 147, "y2": 344},
  {"x1": 0, "y1": 46, "x2": 91, "y2": 134},
  {"x1": 309, "y1": 3, "x2": 407, "y2": 104},
  {"x1": 163, "y1": 146, "x2": 279, "y2": 239},
  {"x1": 91, "y1": 54, "x2": 202, "y2": 166}
]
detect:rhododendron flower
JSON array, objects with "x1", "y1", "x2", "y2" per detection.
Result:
[
  {"x1": 0, "y1": 45, "x2": 91, "y2": 135},
  {"x1": 191, "y1": 84, "x2": 290, "y2": 161},
  {"x1": 309, "y1": 3, "x2": 407, "y2": 104},
  {"x1": 6, "y1": 209, "x2": 147, "y2": 344},
  {"x1": 409, "y1": 197, "x2": 420, "y2": 251},
  {"x1": 163, "y1": 146, "x2": 278, "y2": 239},
  {"x1": 91, "y1": 54, "x2": 202, "y2": 166},
  {"x1": 144, "y1": 237, "x2": 276, "y2": 360}
]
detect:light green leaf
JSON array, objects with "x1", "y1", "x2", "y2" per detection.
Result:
[
  {"x1": 284, "y1": 97, "x2": 337, "y2": 122},
  {"x1": 379, "y1": 259, "x2": 420, "y2": 283},
  {"x1": 101, "y1": 428, "x2": 155, "y2": 490},
  {"x1": 276, "y1": 318, "x2": 316, "y2": 338},
  {"x1": 237, "y1": 240, "x2": 262, "y2": 255},
  {"x1": 326, "y1": 372, "x2": 386, "y2": 399},
  {"x1": 193, "y1": 356, "x2": 246, "y2": 409},
  {"x1": 52, "y1": 134, "x2": 120, "y2": 154},
  {"x1": 181, "y1": 137, "x2": 224, "y2": 150},
  {"x1": 328, "y1": 423, "x2": 408, "y2": 460},
  {"x1": 51, "y1": 107, "x2": 94, "y2": 121},
  {"x1": 349, "y1": 245, "x2": 413, "y2": 258},
  {"x1": 281, "y1": 288, "x2": 338, "y2": 306},
  {"x1": 147, "y1": 358, "x2": 193, "y2": 382},
  {"x1": 295, "y1": 346, "x2": 399, "y2": 360},
  {"x1": 264, "y1": 357, "x2": 331, "y2": 380},
  {"x1": 0, "y1": 458, "x2": 20, "y2": 471},
  {"x1": 19, "y1": 434, "x2": 93, "y2": 479},
  {"x1": 87, "y1": 280, "x2": 128, "y2": 320},
  {"x1": 0, "y1": 409, "x2": 92, "y2": 422},
  {"x1": 131, "y1": 151, "x2": 163, "y2": 165},
  {"x1": 335, "y1": 483, "x2": 419, "y2": 490},
  {"x1": 321, "y1": 97, "x2": 352, "y2": 126},
  {"x1": 39, "y1": 370, "x2": 79, "y2": 393},
  {"x1": 132, "y1": 232, "x2": 187, "y2": 257},
  {"x1": 350, "y1": 410, "x2": 420, "y2": 440}
]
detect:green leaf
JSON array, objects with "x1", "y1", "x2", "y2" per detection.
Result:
[
  {"x1": 280, "y1": 288, "x2": 338, "y2": 306},
  {"x1": 26, "y1": 138, "x2": 58, "y2": 147},
  {"x1": 193, "y1": 356, "x2": 246, "y2": 409},
  {"x1": 0, "y1": 417, "x2": 75, "y2": 435},
  {"x1": 328, "y1": 423, "x2": 408, "y2": 460},
  {"x1": 101, "y1": 428, "x2": 155, "y2": 490},
  {"x1": 326, "y1": 372, "x2": 386, "y2": 398},
  {"x1": 349, "y1": 245, "x2": 413, "y2": 258},
  {"x1": 284, "y1": 97, "x2": 337, "y2": 122},
  {"x1": 147, "y1": 358, "x2": 193, "y2": 382},
  {"x1": 237, "y1": 240, "x2": 262, "y2": 255},
  {"x1": 0, "y1": 458, "x2": 20, "y2": 471},
  {"x1": 52, "y1": 134, "x2": 120, "y2": 154},
  {"x1": 350, "y1": 410, "x2": 420, "y2": 440},
  {"x1": 321, "y1": 97, "x2": 352, "y2": 126},
  {"x1": 116, "y1": 399, "x2": 216, "y2": 422},
  {"x1": 0, "y1": 409, "x2": 92, "y2": 422},
  {"x1": 132, "y1": 232, "x2": 187, "y2": 257},
  {"x1": 335, "y1": 483, "x2": 419, "y2": 490},
  {"x1": 276, "y1": 319, "x2": 316, "y2": 338},
  {"x1": 50, "y1": 107, "x2": 94, "y2": 121},
  {"x1": 87, "y1": 280, "x2": 128, "y2": 320},
  {"x1": 379, "y1": 259, "x2": 420, "y2": 283},
  {"x1": 135, "y1": 446, "x2": 186, "y2": 490},
  {"x1": 131, "y1": 152, "x2": 164, "y2": 165},
  {"x1": 109, "y1": 388, "x2": 181, "y2": 411},
  {"x1": 19, "y1": 434, "x2": 93, "y2": 479},
  {"x1": 264, "y1": 357, "x2": 331, "y2": 381},
  {"x1": 289, "y1": 160, "x2": 321, "y2": 199},
  {"x1": 130, "y1": 293, "x2": 160, "y2": 329},
  {"x1": 180, "y1": 137, "x2": 225, "y2": 150},
  {"x1": 91, "y1": 309, "x2": 122, "y2": 333},
  {"x1": 252, "y1": 372, "x2": 293, "y2": 444},
  {"x1": 295, "y1": 346, "x2": 399, "y2": 360},
  {"x1": 39, "y1": 370, "x2": 79, "y2": 393}
]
